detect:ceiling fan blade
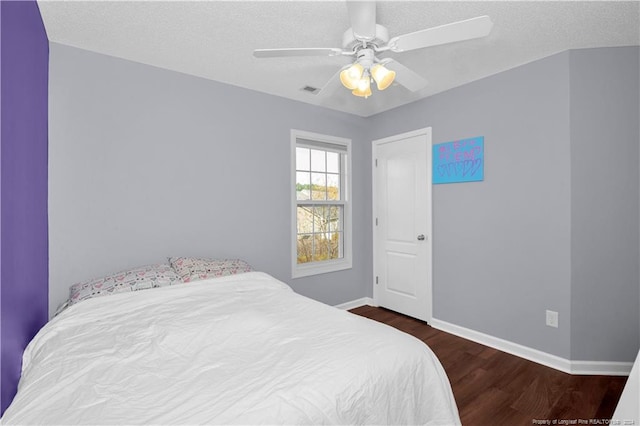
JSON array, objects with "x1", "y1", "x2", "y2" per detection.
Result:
[
  {"x1": 388, "y1": 15, "x2": 493, "y2": 53},
  {"x1": 253, "y1": 48, "x2": 345, "y2": 58},
  {"x1": 317, "y1": 67, "x2": 346, "y2": 97},
  {"x1": 346, "y1": 1, "x2": 377, "y2": 41},
  {"x1": 383, "y1": 60, "x2": 428, "y2": 92}
]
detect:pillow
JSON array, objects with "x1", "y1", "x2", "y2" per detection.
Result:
[
  {"x1": 168, "y1": 257, "x2": 253, "y2": 283},
  {"x1": 68, "y1": 264, "x2": 182, "y2": 307}
]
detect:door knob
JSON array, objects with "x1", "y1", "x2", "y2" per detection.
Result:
[{"x1": 417, "y1": 234, "x2": 425, "y2": 241}]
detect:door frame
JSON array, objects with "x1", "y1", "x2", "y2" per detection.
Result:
[{"x1": 372, "y1": 127, "x2": 433, "y2": 322}]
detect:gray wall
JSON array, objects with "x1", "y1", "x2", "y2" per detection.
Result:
[
  {"x1": 370, "y1": 52, "x2": 574, "y2": 358},
  {"x1": 569, "y1": 47, "x2": 640, "y2": 362},
  {"x1": 48, "y1": 43, "x2": 373, "y2": 315}
]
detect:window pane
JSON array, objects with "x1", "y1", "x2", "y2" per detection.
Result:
[
  {"x1": 327, "y1": 152, "x2": 340, "y2": 173},
  {"x1": 312, "y1": 234, "x2": 330, "y2": 262},
  {"x1": 297, "y1": 204, "x2": 343, "y2": 264},
  {"x1": 311, "y1": 173, "x2": 326, "y2": 200},
  {"x1": 328, "y1": 206, "x2": 342, "y2": 232},
  {"x1": 296, "y1": 172, "x2": 310, "y2": 200},
  {"x1": 296, "y1": 234, "x2": 313, "y2": 264},
  {"x1": 310, "y1": 149, "x2": 326, "y2": 172},
  {"x1": 296, "y1": 147, "x2": 310, "y2": 171},
  {"x1": 327, "y1": 174, "x2": 340, "y2": 200},
  {"x1": 296, "y1": 206, "x2": 314, "y2": 233},
  {"x1": 313, "y1": 206, "x2": 327, "y2": 233},
  {"x1": 328, "y1": 232, "x2": 342, "y2": 260}
]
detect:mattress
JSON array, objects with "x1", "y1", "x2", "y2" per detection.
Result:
[{"x1": 2, "y1": 272, "x2": 460, "y2": 425}]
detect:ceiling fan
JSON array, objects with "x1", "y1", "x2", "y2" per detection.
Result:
[{"x1": 253, "y1": 1, "x2": 493, "y2": 98}]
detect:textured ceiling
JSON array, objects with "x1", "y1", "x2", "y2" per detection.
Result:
[{"x1": 38, "y1": 1, "x2": 640, "y2": 117}]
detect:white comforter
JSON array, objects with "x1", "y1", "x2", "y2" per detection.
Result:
[{"x1": 2, "y1": 272, "x2": 460, "y2": 425}]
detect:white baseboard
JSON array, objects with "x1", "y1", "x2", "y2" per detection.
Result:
[
  {"x1": 570, "y1": 360, "x2": 634, "y2": 376},
  {"x1": 430, "y1": 318, "x2": 633, "y2": 376},
  {"x1": 334, "y1": 297, "x2": 375, "y2": 310}
]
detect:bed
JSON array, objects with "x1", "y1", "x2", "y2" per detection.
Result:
[{"x1": 2, "y1": 270, "x2": 460, "y2": 425}]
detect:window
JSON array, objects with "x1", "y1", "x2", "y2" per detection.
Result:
[{"x1": 291, "y1": 130, "x2": 352, "y2": 278}]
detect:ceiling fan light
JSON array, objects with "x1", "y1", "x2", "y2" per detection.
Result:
[
  {"x1": 352, "y1": 76, "x2": 372, "y2": 98},
  {"x1": 371, "y1": 64, "x2": 396, "y2": 91},
  {"x1": 357, "y1": 76, "x2": 369, "y2": 91},
  {"x1": 340, "y1": 63, "x2": 364, "y2": 90},
  {"x1": 352, "y1": 87, "x2": 372, "y2": 98}
]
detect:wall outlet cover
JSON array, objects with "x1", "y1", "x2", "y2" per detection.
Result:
[{"x1": 546, "y1": 310, "x2": 559, "y2": 328}]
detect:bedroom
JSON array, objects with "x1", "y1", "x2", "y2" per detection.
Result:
[{"x1": 1, "y1": 0, "x2": 639, "y2": 424}]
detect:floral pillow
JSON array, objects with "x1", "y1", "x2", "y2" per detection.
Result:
[
  {"x1": 168, "y1": 257, "x2": 253, "y2": 283},
  {"x1": 68, "y1": 264, "x2": 182, "y2": 307}
]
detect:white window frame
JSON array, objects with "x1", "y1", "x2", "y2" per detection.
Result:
[{"x1": 291, "y1": 129, "x2": 352, "y2": 278}]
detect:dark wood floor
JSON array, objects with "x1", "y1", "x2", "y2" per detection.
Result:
[{"x1": 350, "y1": 305, "x2": 627, "y2": 426}]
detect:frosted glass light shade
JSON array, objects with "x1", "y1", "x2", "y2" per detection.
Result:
[
  {"x1": 352, "y1": 76, "x2": 371, "y2": 98},
  {"x1": 339, "y1": 63, "x2": 364, "y2": 90},
  {"x1": 371, "y1": 64, "x2": 396, "y2": 91}
]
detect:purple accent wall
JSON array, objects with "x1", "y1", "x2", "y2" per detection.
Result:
[{"x1": 0, "y1": 0, "x2": 49, "y2": 414}]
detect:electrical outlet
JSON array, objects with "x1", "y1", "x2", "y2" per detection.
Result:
[{"x1": 546, "y1": 310, "x2": 559, "y2": 328}]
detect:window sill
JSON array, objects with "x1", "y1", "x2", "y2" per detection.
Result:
[{"x1": 292, "y1": 259, "x2": 352, "y2": 279}]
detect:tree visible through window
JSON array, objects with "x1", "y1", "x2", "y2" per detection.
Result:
[{"x1": 292, "y1": 131, "x2": 351, "y2": 277}]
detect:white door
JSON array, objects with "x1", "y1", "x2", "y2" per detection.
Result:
[{"x1": 373, "y1": 128, "x2": 432, "y2": 322}]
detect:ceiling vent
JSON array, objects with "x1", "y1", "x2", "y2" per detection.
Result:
[{"x1": 301, "y1": 85, "x2": 320, "y2": 95}]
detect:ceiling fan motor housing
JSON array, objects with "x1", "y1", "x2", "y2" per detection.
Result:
[
  {"x1": 342, "y1": 24, "x2": 390, "y2": 52},
  {"x1": 355, "y1": 49, "x2": 376, "y2": 69}
]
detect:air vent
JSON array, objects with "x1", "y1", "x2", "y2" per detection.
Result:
[{"x1": 301, "y1": 85, "x2": 320, "y2": 95}]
